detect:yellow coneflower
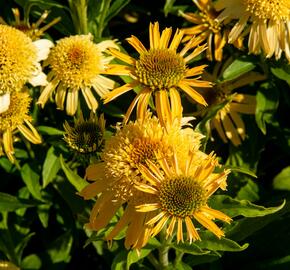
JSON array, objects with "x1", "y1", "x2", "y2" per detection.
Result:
[
  {"x1": 80, "y1": 112, "x2": 204, "y2": 248},
  {"x1": 196, "y1": 58, "x2": 266, "y2": 146},
  {"x1": 103, "y1": 22, "x2": 212, "y2": 126},
  {"x1": 215, "y1": 0, "x2": 290, "y2": 61},
  {"x1": 0, "y1": 8, "x2": 61, "y2": 41},
  {"x1": 135, "y1": 150, "x2": 231, "y2": 243},
  {"x1": 180, "y1": 0, "x2": 243, "y2": 61},
  {"x1": 37, "y1": 34, "x2": 119, "y2": 115},
  {"x1": 63, "y1": 112, "x2": 105, "y2": 154},
  {"x1": 0, "y1": 90, "x2": 42, "y2": 163},
  {"x1": 0, "y1": 24, "x2": 51, "y2": 95}
]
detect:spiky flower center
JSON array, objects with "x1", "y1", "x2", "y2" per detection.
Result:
[
  {"x1": 159, "y1": 176, "x2": 207, "y2": 218},
  {"x1": 0, "y1": 25, "x2": 37, "y2": 94},
  {"x1": 200, "y1": 12, "x2": 221, "y2": 34},
  {"x1": 135, "y1": 49, "x2": 186, "y2": 90},
  {"x1": 130, "y1": 138, "x2": 159, "y2": 165},
  {"x1": 47, "y1": 35, "x2": 102, "y2": 90},
  {"x1": 0, "y1": 91, "x2": 31, "y2": 132},
  {"x1": 64, "y1": 121, "x2": 102, "y2": 153},
  {"x1": 243, "y1": 0, "x2": 290, "y2": 21}
]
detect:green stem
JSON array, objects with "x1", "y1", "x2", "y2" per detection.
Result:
[
  {"x1": 158, "y1": 228, "x2": 172, "y2": 269},
  {"x1": 147, "y1": 253, "x2": 160, "y2": 270},
  {"x1": 68, "y1": 0, "x2": 88, "y2": 34},
  {"x1": 174, "y1": 250, "x2": 184, "y2": 267},
  {"x1": 95, "y1": 0, "x2": 111, "y2": 39}
]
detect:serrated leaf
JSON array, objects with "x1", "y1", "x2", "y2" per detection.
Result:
[
  {"x1": 59, "y1": 155, "x2": 88, "y2": 192},
  {"x1": 195, "y1": 232, "x2": 248, "y2": 252},
  {"x1": 20, "y1": 164, "x2": 42, "y2": 201},
  {"x1": 273, "y1": 166, "x2": 290, "y2": 191},
  {"x1": 222, "y1": 58, "x2": 255, "y2": 81},
  {"x1": 42, "y1": 146, "x2": 61, "y2": 188},
  {"x1": 209, "y1": 195, "x2": 285, "y2": 218},
  {"x1": 0, "y1": 192, "x2": 36, "y2": 212}
]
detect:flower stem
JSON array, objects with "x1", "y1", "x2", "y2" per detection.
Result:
[
  {"x1": 158, "y1": 228, "x2": 172, "y2": 269},
  {"x1": 147, "y1": 253, "x2": 160, "y2": 270}
]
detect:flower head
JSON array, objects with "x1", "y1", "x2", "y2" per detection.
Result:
[
  {"x1": 80, "y1": 113, "x2": 204, "y2": 248},
  {"x1": 197, "y1": 58, "x2": 266, "y2": 146},
  {"x1": 215, "y1": 0, "x2": 290, "y2": 61},
  {"x1": 0, "y1": 24, "x2": 49, "y2": 96},
  {"x1": 0, "y1": 8, "x2": 60, "y2": 41},
  {"x1": 63, "y1": 112, "x2": 105, "y2": 154},
  {"x1": 37, "y1": 34, "x2": 119, "y2": 115},
  {"x1": 135, "y1": 150, "x2": 231, "y2": 243},
  {"x1": 0, "y1": 90, "x2": 42, "y2": 163},
  {"x1": 103, "y1": 22, "x2": 212, "y2": 126}
]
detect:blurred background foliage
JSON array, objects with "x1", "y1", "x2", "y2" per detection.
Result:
[{"x1": 0, "y1": 0, "x2": 290, "y2": 269}]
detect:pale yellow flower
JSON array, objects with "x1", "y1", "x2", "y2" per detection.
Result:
[
  {"x1": 103, "y1": 22, "x2": 211, "y2": 126},
  {"x1": 0, "y1": 90, "x2": 42, "y2": 163},
  {"x1": 135, "y1": 150, "x2": 231, "y2": 243},
  {"x1": 215, "y1": 0, "x2": 290, "y2": 61},
  {"x1": 37, "y1": 35, "x2": 119, "y2": 115}
]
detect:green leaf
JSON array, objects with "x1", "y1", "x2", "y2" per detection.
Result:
[
  {"x1": 255, "y1": 83, "x2": 279, "y2": 134},
  {"x1": 21, "y1": 254, "x2": 42, "y2": 270},
  {"x1": 0, "y1": 192, "x2": 36, "y2": 212},
  {"x1": 209, "y1": 195, "x2": 285, "y2": 218},
  {"x1": 271, "y1": 66, "x2": 290, "y2": 85},
  {"x1": 195, "y1": 232, "x2": 249, "y2": 252},
  {"x1": 174, "y1": 261, "x2": 192, "y2": 270},
  {"x1": 59, "y1": 155, "x2": 88, "y2": 192},
  {"x1": 106, "y1": 0, "x2": 131, "y2": 23},
  {"x1": 37, "y1": 204, "x2": 50, "y2": 228},
  {"x1": 47, "y1": 230, "x2": 73, "y2": 263},
  {"x1": 111, "y1": 250, "x2": 127, "y2": 270},
  {"x1": 127, "y1": 248, "x2": 151, "y2": 270},
  {"x1": 37, "y1": 126, "x2": 64, "y2": 136},
  {"x1": 222, "y1": 58, "x2": 255, "y2": 81},
  {"x1": 225, "y1": 165, "x2": 257, "y2": 178},
  {"x1": 164, "y1": 0, "x2": 176, "y2": 16},
  {"x1": 172, "y1": 242, "x2": 210, "y2": 255},
  {"x1": 273, "y1": 166, "x2": 290, "y2": 191},
  {"x1": 20, "y1": 164, "x2": 43, "y2": 201},
  {"x1": 42, "y1": 146, "x2": 61, "y2": 188},
  {"x1": 236, "y1": 178, "x2": 259, "y2": 202}
]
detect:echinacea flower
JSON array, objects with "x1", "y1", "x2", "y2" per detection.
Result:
[
  {"x1": 80, "y1": 112, "x2": 204, "y2": 248},
  {"x1": 63, "y1": 112, "x2": 105, "y2": 154},
  {"x1": 0, "y1": 8, "x2": 61, "y2": 41},
  {"x1": 135, "y1": 150, "x2": 231, "y2": 243},
  {"x1": 0, "y1": 90, "x2": 42, "y2": 163},
  {"x1": 0, "y1": 24, "x2": 52, "y2": 114},
  {"x1": 103, "y1": 22, "x2": 212, "y2": 126},
  {"x1": 180, "y1": 0, "x2": 243, "y2": 61},
  {"x1": 215, "y1": 0, "x2": 290, "y2": 61},
  {"x1": 196, "y1": 58, "x2": 266, "y2": 146},
  {"x1": 37, "y1": 34, "x2": 119, "y2": 115},
  {"x1": 0, "y1": 24, "x2": 51, "y2": 96}
]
